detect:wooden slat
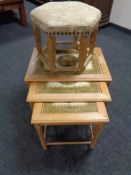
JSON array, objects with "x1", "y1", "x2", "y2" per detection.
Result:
[
  {"x1": 90, "y1": 123, "x2": 104, "y2": 149},
  {"x1": 47, "y1": 141, "x2": 91, "y2": 145}
]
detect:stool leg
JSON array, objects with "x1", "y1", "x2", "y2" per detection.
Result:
[
  {"x1": 33, "y1": 25, "x2": 44, "y2": 64},
  {"x1": 47, "y1": 35, "x2": 56, "y2": 74},
  {"x1": 79, "y1": 34, "x2": 88, "y2": 73},
  {"x1": 90, "y1": 123, "x2": 104, "y2": 149},
  {"x1": 34, "y1": 124, "x2": 47, "y2": 150},
  {"x1": 18, "y1": 3, "x2": 28, "y2": 26},
  {"x1": 84, "y1": 25, "x2": 98, "y2": 67},
  {"x1": 88, "y1": 25, "x2": 98, "y2": 55}
]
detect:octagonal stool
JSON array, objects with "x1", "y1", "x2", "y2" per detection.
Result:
[{"x1": 31, "y1": 1, "x2": 101, "y2": 74}]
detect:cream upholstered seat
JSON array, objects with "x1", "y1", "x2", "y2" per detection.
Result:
[{"x1": 31, "y1": 1, "x2": 101, "y2": 34}]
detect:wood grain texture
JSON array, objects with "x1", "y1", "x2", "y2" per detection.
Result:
[
  {"x1": 31, "y1": 102, "x2": 109, "y2": 125},
  {"x1": 47, "y1": 35, "x2": 56, "y2": 73},
  {"x1": 88, "y1": 25, "x2": 98, "y2": 55},
  {"x1": 34, "y1": 124, "x2": 47, "y2": 150},
  {"x1": 79, "y1": 35, "x2": 88, "y2": 72},
  {"x1": 90, "y1": 123, "x2": 104, "y2": 149}
]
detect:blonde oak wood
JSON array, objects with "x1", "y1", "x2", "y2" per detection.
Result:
[
  {"x1": 90, "y1": 123, "x2": 104, "y2": 149},
  {"x1": 31, "y1": 102, "x2": 109, "y2": 149},
  {"x1": 83, "y1": 25, "x2": 98, "y2": 68},
  {"x1": 25, "y1": 42, "x2": 112, "y2": 149},
  {"x1": 27, "y1": 82, "x2": 111, "y2": 103},
  {"x1": 33, "y1": 25, "x2": 43, "y2": 57},
  {"x1": 31, "y1": 102, "x2": 109, "y2": 125},
  {"x1": 34, "y1": 124, "x2": 47, "y2": 150},
  {"x1": 24, "y1": 47, "x2": 112, "y2": 83},
  {"x1": 88, "y1": 25, "x2": 98, "y2": 56}
]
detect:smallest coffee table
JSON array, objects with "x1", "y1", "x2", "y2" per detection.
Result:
[{"x1": 31, "y1": 102, "x2": 109, "y2": 150}]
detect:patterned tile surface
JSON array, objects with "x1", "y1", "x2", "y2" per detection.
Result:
[
  {"x1": 36, "y1": 82, "x2": 101, "y2": 93},
  {"x1": 42, "y1": 102, "x2": 98, "y2": 113}
]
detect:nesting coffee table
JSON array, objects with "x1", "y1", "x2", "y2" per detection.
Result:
[
  {"x1": 24, "y1": 47, "x2": 112, "y2": 150},
  {"x1": 25, "y1": 2, "x2": 112, "y2": 150}
]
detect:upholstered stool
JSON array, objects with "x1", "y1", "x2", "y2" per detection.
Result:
[{"x1": 31, "y1": 1, "x2": 101, "y2": 74}]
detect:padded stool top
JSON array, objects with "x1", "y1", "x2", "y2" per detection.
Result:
[{"x1": 31, "y1": 1, "x2": 101, "y2": 34}]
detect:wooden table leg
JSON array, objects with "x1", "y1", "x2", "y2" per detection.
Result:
[
  {"x1": 18, "y1": 2, "x2": 28, "y2": 26},
  {"x1": 90, "y1": 123, "x2": 104, "y2": 149},
  {"x1": 34, "y1": 124, "x2": 47, "y2": 150}
]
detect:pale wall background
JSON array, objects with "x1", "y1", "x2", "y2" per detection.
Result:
[{"x1": 110, "y1": 0, "x2": 131, "y2": 30}]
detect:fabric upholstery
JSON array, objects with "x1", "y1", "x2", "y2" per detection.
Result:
[{"x1": 31, "y1": 1, "x2": 101, "y2": 34}]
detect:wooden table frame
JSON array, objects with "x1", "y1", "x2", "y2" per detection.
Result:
[
  {"x1": 34, "y1": 123, "x2": 104, "y2": 150},
  {"x1": 31, "y1": 102, "x2": 109, "y2": 150},
  {"x1": 33, "y1": 23, "x2": 98, "y2": 74}
]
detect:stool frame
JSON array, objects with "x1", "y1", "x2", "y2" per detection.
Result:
[{"x1": 33, "y1": 24, "x2": 99, "y2": 74}]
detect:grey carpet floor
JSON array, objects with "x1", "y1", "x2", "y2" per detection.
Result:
[{"x1": 0, "y1": 1, "x2": 131, "y2": 175}]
